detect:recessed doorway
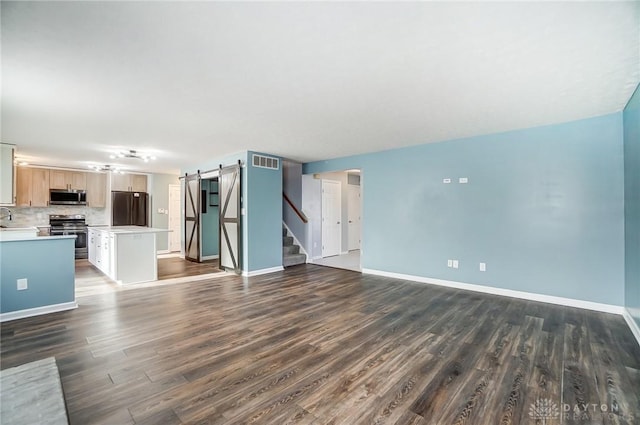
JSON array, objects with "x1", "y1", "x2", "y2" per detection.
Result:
[{"x1": 303, "y1": 169, "x2": 362, "y2": 272}]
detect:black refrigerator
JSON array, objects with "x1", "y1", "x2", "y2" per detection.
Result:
[{"x1": 111, "y1": 191, "x2": 149, "y2": 226}]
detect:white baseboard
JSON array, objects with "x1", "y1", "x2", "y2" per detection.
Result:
[
  {"x1": 362, "y1": 269, "x2": 624, "y2": 315},
  {"x1": 201, "y1": 255, "x2": 219, "y2": 260},
  {"x1": 623, "y1": 309, "x2": 640, "y2": 348},
  {"x1": 157, "y1": 249, "x2": 171, "y2": 254},
  {"x1": 242, "y1": 266, "x2": 284, "y2": 277},
  {"x1": 0, "y1": 301, "x2": 78, "y2": 323}
]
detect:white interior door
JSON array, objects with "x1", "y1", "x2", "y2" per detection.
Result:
[
  {"x1": 348, "y1": 184, "x2": 361, "y2": 251},
  {"x1": 168, "y1": 184, "x2": 181, "y2": 252},
  {"x1": 322, "y1": 180, "x2": 342, "y2": 257}
]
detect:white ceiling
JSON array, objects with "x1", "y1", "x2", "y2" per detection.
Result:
[{"x1": 2, "y1": 1, "x2": 639, "y2": 175}]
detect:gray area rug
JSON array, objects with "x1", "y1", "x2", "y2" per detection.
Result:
[{"x1": 0, "y1": 357, "x2": 68, "y2": 425}]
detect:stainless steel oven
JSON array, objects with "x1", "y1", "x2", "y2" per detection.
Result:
[{"x1": 49, "y1": 214, "x2": 88, "y2": 259}]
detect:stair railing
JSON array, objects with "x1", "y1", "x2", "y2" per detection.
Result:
[{"x1": 283, "y1": 192, "x2": 308, "y2": 223}]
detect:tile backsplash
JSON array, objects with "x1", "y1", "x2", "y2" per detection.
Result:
[{"x1": 2, "y1": 206, "x2": 108, "y2": 227}]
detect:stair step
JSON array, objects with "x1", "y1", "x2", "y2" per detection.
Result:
[
  {"x1": 283, "y1": 253, "x2": 306, "y2": 267},
  {"x1": 283, "y1": 236, "x2": 294, "y2": 246},
  {"x1": 283, "y1": 244, "x2": 300, "y2": 255}
]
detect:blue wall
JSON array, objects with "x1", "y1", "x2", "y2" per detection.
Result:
[
  {"x1": 305, "y1": 113, "x2": 625, "y2": 306},
  {"x1": 624, "y1": 84, "x2": 640, "y2": 328},
  {"x1": 1, "y1": 238, "x2": 75, "y2": 314},
  {"x1": 246, "y1": 151, "x2": 283, "y2": 271},
  {"x1": 201, "y1": 179, "x2": 219, "y2": 257}
]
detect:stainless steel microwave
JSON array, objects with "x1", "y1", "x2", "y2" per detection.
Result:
[{"x1": 50, "y1": 189, "x2": 87, "y2": 205}]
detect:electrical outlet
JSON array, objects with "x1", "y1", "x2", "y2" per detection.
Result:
[
  {"x1": 447, "y1": 259, "x2": 453, "y2": 268},
  {"x1": 459, "y1": 177, "x2": 468, "y2": 184},
  {"x1": 443, "y1": 178, "x2": 451, "y2": 184},
  {"x1": 479, "y1": 262, "x2": 486, "y2": 272},
  {"x1": 17, "y1": 278, "x2": 28, "y2": 290},
  {"x1": 452, "y1": 260, "x2": 459, "y2": 269}
]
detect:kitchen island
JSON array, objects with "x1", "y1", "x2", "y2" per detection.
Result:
[
  {"x1": 0, "y1": 233, "x2": 77, "y2": 321},
  {"x1": 88, "y1": 226, "x2": 171, "y2": 284}
]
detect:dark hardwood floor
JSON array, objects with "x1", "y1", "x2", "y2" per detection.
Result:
[
  {"x1": 74, "y1": 257, "x2": 222, "y2": 298},
  {"x1": 1, "y1": 265, "x2": 639, "y2": 424},
  {"x1": 157, "y1": 257, "x2": 220, "y2": 280}
]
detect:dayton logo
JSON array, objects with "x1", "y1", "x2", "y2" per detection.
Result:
[{"x1": 529, "y1": 399, "x2": 560, "y2": 423}]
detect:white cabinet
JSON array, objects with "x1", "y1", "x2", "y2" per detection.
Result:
[
  {"x1": 99, "y1": 232, "x2": 110, "y2": 275},
  {"x1": 88, "y1": 229, "x2": 97, "y2": 264},
  {"x1": 88, "y1": 228, "x2": 111, "y2": 275},
  {"x1": 0, "y1": 143, "x2": 15, "y2": 205}
]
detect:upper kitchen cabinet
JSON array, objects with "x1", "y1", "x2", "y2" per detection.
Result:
[
  {"x1": 16, "y1": 167, "x2": 49, "y2": 207},
  {"x1": 50, "y1": 169, "x2": 86, "y2": 190},
  {"x1": 131, "y1": 174, "x2": 147, "y2": 192},
  {"x1": 0, "y1": 143, "x2": 15, "y2": 205},
  {"x1": 86, "y1": 172, "x2": 107, "y2": 208},
  {"x1": 112, "y1": 173, "x2": 148, "y2": 192}
]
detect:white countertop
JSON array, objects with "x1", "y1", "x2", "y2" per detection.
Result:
[
  {"x1": 0, "y1": 235, "x2": 77, "y2": 243},
  {"x1": 89, "y1": 226, "x2": 171, "y2": 234}
]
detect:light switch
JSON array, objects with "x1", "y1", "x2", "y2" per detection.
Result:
[{"x1": 479, "y1": 262, "x2": 486, "y2": 272}]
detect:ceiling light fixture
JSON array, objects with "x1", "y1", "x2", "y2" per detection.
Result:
[
  {"x1": 109, "y1": 150, "x2": 156, "y2": 162},
  {"x1": 89, "y1": 164, "x2": 125, "y2": 174}
]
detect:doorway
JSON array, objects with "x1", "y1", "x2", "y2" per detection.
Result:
[
  {"x1": 168, "y1": 184, "x2": 181, "y2": 252},
  {"x1": 200, "y1": 178, "x2": 219, "y2": 261},
  {"x1": 306, "y1": 169, "x2": 361, "y2": 272}
]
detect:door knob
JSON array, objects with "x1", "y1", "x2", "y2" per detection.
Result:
[{"x1": 337, "y1": 221, "x2": 340, "y2": 224}]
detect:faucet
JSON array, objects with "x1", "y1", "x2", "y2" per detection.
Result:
[{"x1": 0, "y1": 207, "x2": 12, "y2": 225}]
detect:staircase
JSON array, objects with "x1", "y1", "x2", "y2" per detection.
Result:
[{"x1": 283, "y1": 227, "x2": 306, "y2": 267}]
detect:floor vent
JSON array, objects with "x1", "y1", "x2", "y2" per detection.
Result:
[{"x1": 252, "y1": 154, "x2": 280, "y2": 170}]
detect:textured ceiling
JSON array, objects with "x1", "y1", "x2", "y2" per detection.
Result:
[{"x1": 2, "y1": 1, "x2": 639, "y2": 174}]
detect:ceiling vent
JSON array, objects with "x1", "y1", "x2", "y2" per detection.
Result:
[{"x1": 252, "y1": 154, "x2": 279, "y2": 170}]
